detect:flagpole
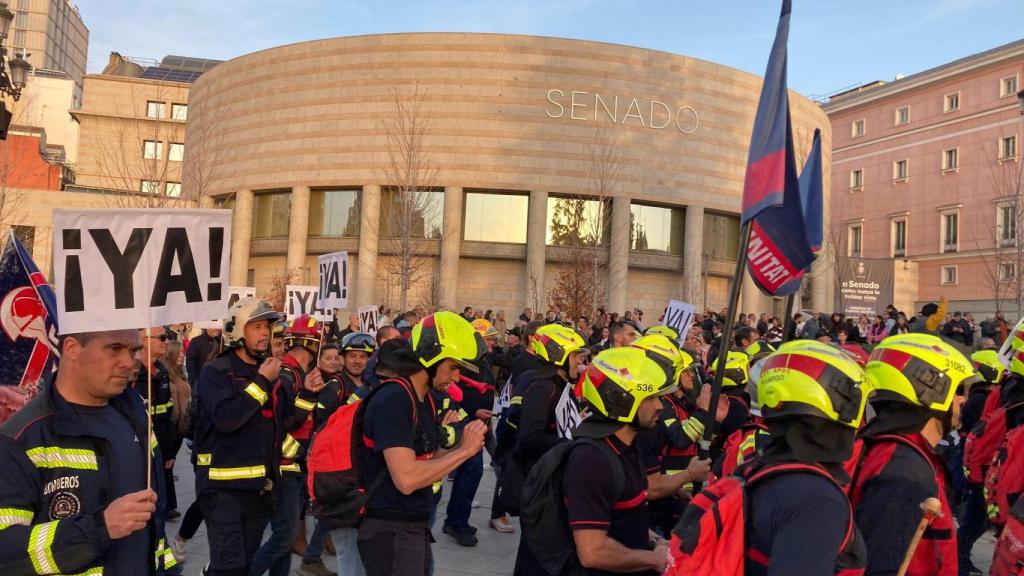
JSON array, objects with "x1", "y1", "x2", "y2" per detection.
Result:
[
  {"x1": 782, "y1": 293, "x2": 796, "y2": 342},
  {"x1": 701, "y1": 220, "x2": 754, "y2": 451}
]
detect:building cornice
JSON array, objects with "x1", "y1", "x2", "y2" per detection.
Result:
[{"x1": 822, "y1": 39, "x2": 1024, "y2": 114}]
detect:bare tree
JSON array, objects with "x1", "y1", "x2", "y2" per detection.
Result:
[
  {"x1": 979, "y1": 156, "x2": 1024, "y2": 316},
  {"x1": 377, "y1": 83, "x2": 440, "y2": 314},
  {"x1": 548, "y1": 124, "x2": 622, "y2": 319},
  {"x1": 181, "y1": 96, "x2": 230, "y2": 203}
]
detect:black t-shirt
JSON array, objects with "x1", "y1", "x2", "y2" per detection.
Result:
[
  {"x1": 747, "y1": 470, "x2": 858, "y2": 576},
  {"x1": 72, "y1": 402, "x2": 149, "y2": 574},
  {"x1": 563, "y1": 435, "x2": 655, "y2": 576},
  {"x1": 360, "y1": 381, "x2": 438, "y2": 518}
]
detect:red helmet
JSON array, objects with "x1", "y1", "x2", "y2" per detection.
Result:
[{"x1": 283, "y1": 315, "x2": 322, "y2": 351}]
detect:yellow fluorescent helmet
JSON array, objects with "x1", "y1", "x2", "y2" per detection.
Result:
[
  {"x1": 644, "y1": 324, "x2": 681, "y2": 342},
  {"x1": 710, "y1": 350, "x2": 750, "y2": 388},
  {"x1": 411, "y1": 311, "x2": 483, "y2": 374},
  {"x1": 531, "y1": 324, "x2": 587, "y2": 366},
  {"x1": 632, "y1": 334, "x2": 692, "y2": 388},
  {"x1": 471, "y1": 318, "x2": 499, "y2": 339},
  {"x1": 758, "y1": 340, "x2": 870, "y2": 429},
  {"x1": 579, "y1": 347, "x2": 674, "y2": 423},
  {"x1": 970, "y1": 349, "x2": 1004, "y2": 384},
  {"x1": 866, "y1": 333, "x2": 979, "y2": 413}
]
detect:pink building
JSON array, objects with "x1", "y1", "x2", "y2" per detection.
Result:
[{"x1": 825, "y1": 40, "x2": 1024, "y2": 318}]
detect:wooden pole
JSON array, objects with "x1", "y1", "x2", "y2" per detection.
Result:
[
  {"x1": 896, "y1": 498, "x2": 943, "y2": 576},
  {"x1": 145, "y1": 327, "x2": 153, "y2": 491},
  {"x1": 701, "y1": 220, "x2": 753, "y2": 450}
]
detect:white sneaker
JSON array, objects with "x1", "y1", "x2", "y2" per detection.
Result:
[
  {"x1": 471, "y1": 500, "x2": 481, "y2": 508},
  {"x1": 170, "y1": 534, "x2": 188, "y2": 563},
  {"x1": 490, "y1": 515, "x2": 515, "y2": 533}
]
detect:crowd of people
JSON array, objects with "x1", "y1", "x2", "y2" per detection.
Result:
[{"x1": 3, "y1": 294, "x2": 1024, "y2": 576}]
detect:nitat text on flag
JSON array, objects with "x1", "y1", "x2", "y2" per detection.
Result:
[
  {"x1": 0, "y1": 230, "x2": 59, "y2": 423},
  {"x1": 740, "y1": 0, "x2": 793, "y2": 224}
]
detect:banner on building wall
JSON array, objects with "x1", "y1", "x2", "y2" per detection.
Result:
[
  {"x1": 286, "y1": 285, "x2": 332, "y2": 323},
  {"x1": 834, "y1": 257, "x2": 894, "y2": 318},
  {"x1": 317, "y1": 251, "x2": 349, "y2": 310},
  {"x1": 52, "y1": 209, "x2": 232, "y2": 334}
]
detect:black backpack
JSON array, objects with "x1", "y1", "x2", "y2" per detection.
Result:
[{"x1": 520, "y1": 437, "x2": 625, "y2": 576}]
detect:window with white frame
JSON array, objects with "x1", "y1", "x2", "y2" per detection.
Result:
[
  {"x1": 848, "y1": 224, "x2": 863, "y2": 257},
  {"x1": 850, "y1": 169, "x2": 864, "y2": 189},
  {"x1": 892, "y1": 219, "x2": 907, "y2": 257},
  {"x1": 1001, "y1": 135, "x2": 1017, "y2": 160},
  {"x1": 140, "y1": 180, "x2": 161, "y2": 194},
  {"x1": 895, "y1": 106, "x2": 909, "y2": 126},
  {"x1": 169, "y1": 143, "x2": 185, "y2": 162},
  {"x1": 171, "y1": 103, "x2": 188, "y2": 121},
  {"x1": 851, "y1": 119, "x2": 865, "y2": 138},
  {"x1": 944, "y1": 92, "x2": 960, "y2": 113},
  {"x1": 165, "y1": 182, "x2": 182, "y2": 197},
  {"x1": 941, "y1": 211, "x2": 959, "y2": 253},
  {"x1": 146, "y1": 101, "x2": 165, "y2": 119},
  {"x1": 1000, "y1": 262, "x2": 1016, "y2": 283},
  {"x1": 942, "y1": 265, "x2": 958, "y2": 285},
  {"x1": 999, "y1": 204, "x2": 1017, "y2": 247},
  {"x1": 1002, "y1": 76, "x2": 1019, "y2": 98},
  {"x1": 894, "y1": 159, "x2": 908, "y2": 181},
  {"x1": 943, "y1": 148, "x2": 959, "y2": 171},
  {"x1": 143, "y1": 140, "x2": 163, "y2": 160}
]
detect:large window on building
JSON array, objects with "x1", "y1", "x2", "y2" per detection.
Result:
[
  {"x1": 629, "y1": 203, "x2": 684, "y2": 254},
  {"x1": 546, "y1": 196, "x2": 609, "y2": 247},
  {"x1": 309, "y1": 189, "x2": 360, "y2": 237},
  {"x1": 146, "y1": 101, "x2": 166, "y2": 119},
  {"x1": 463, "y1": 191, "x2": 528, "y2": 243},
  {"x1": 171, "y1": 103, "x2": 188, "y2": 121},
  {"x1": 892, "y1": 218, "x2": 907, "y2": 257},
  {"x1": 941, "y1": 211, "x2": 959, "y2": 253},
  {"x1": 169, "y1": 143, "x2": 185, "y2": 162},
  {"x1": 848, "y1": 224, "x2": 863, "y2": 257},
  {"x1": 381, "y1": 188, "x2": 444, "y2": 240},
  {"x1": 702, "y1": 212, "x2": 740, "y2": 261},
  {"x1": 252, "y1": 191, "x2": 291, "y2": 238},
  {"x1": 999, "y1": 203, "x2": 1017, "y2": 247},
  {"x1": 143, "y1": 140, "x2": 163, "y2": 160}
]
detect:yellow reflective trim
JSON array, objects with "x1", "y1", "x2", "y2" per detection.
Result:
[
  {"x1": 67, "y1": 567, "x2": 103, "y2": 576},
  {"x1": 26, "y1": 447, "x2": 98, "y2": 470},
  {"x1": 295, "y1": 396, "x2": 316, "y2": 411},
  {"x1": 663, "y1": 418, "x2": 677, "y2": 427},
  {"x1": 457, "y1": 409, "x2": 469, "y2": 420},
  {"x1": 507, "y1": 421, "x2": 518, "y2": 429},
  {"x1": 682, "y1": 419, "x2": 704, "y2": 443},
  {"x1": 432, "y1": 481, "x2": 442, "y2": 494},
  {"x1": 316, "y1": 402, "x2": 326, "y2": 409},
  {"x1": 441, "y1": 425, "x2": 457, "y2": 449},
  {"x1": 0, "y1": 507, "x2": 33, "y2": 530},
  {"x1": 510, "y1": 397, "x2": 523, "y2": 406},
  {"x1": 28, "y1": 521, "x2": 59, "y2": 574},
  {"x1": 244, "y1": 382, "x2": 268, "y2": 405},
  {"x1": 155, "y1": 537, "x2": 177, "y2": 570},
  {"x1": 151, "y1": 402, "x2": 173, "y2": 415},
  {"x1": 208, "y1": 465, "x2": 266, "y2": 480},
  {"x1": 197, "y1": 453, "x2": 212, "y2": 466},
  {"x1": 281, "y1": 434, "x2": 300, "y2": 459},
  {"x1": 279, "y1": 462, "x2": 302, "y2": 474}
]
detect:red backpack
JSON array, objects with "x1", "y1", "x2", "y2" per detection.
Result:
[
  {"x1": 984, "y1": 425, "x2": 1024, "y2": 527},
  {"x1": 664, "y1": 462, "x2": 861, "y2": 576},
  {"x1": 964, "y1": 402, "x2": 1024, "y2": 484},
  {"x1": 305, "y1": 378, "x2": 427, "y2": 528},
  {"x1": 992, "y1": 499, "x2": 1024, "y2": 576}
]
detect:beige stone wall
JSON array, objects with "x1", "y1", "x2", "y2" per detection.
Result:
[
  {"x1": 12, "y1": 73, "x2": 79, "y2": 162},
  {"x1": 3, "y1": 188, "x2": 114, "y2": 274},
  {"x1": 74, "y1": 75, "x2": 190, "y2": 196},
  {"x1": 457, "y1": 258, "x2": 528, "y2": 313}
]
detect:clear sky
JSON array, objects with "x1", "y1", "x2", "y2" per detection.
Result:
[{"x1": 75, "y1": 0, "x2": 1024, "y2": 98}]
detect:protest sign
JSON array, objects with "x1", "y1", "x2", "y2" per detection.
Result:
[
  {"x1": 286, "y1": 285, "x2": 332, "y2": 323},
  {"x1": 52, "y1": 209, "x2": 232, "y2": 334},
  {"x1": 228, "y1": 286, "x2": 255, "y2": 310},
  {"x1": 358, "y1": 305, "x2": 379, "y2": 337},
  {"x1": 317, "y1": 251, "x2": 349, "y2": 310},
  {"x1": 663, "y1": 299, "x2": 696, "y2": 337},
  {"x1": 555, "y1": 384, "x2": 585, "y2": 440}
]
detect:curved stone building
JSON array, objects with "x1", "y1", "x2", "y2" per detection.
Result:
[{"x1": 184, "y1": 32, "x2": 832, "y2": 316}]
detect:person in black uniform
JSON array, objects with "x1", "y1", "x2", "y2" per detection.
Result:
[
  {"x1": 135, "y1": 327, "x2": 178, "y2": 518},
  {"x1": 0, "y1": 328, "x2": 175, "y2": 574},
  {"x1": 194, "y1": 298, "x2": 283, "y2": 576}
]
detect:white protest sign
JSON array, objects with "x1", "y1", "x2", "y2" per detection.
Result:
[
  {"x1": 997, "y1": 316, "x2": 1024, "y2": 370},
  {"x1": 286, "y1": 285, "x2": 332, "y2": 323},
  {"x1": 52, "y1": 209, "x2": 232, "y2": 334},
  {"x1": 663, "y1": 299, "x2": 696, "y2": 338},
  {"x1": 227, "y1": 286, "x2": 255, "y2": 310},
  {"x1": 317, "y1": 251, "x2": 349, "y2": 310},
  {"x1": 358, "y1": 305, "x2": 379, "y2": 337},
  {"x1": 555, "y1": 384, "x2": 585, "y2": 439},
  {"x1": 497, "y1": 375, "x2": 512, "y2": 411}
]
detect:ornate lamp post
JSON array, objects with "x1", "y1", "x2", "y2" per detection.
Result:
[{"x1": 0, "y1": 2, "x2": 31, "y2": 101}]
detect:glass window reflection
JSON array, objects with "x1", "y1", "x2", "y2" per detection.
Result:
[
  {"x1": 463, "y1": 192, "x2": 528, "y2": 243},
  {"x1": 546, "y1": 196, "x2": 609, "y2": 246},
  {"x1": 630, "y1": 203, "x2": 684, "y2": 253},
  {"x1": 252, "y1": 192, "x2": 291, "y2": 238},
  {"x1": 309, "y1": 189, "x2": 360, "y2": 237},
  {"x1": 381, "y1": 188, "x2": 444, "y2": 239},
  {"x1": 703, "y1": 212, "x2": 740, "y2": 261}
]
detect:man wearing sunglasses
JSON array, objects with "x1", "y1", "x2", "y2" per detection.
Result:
[
  {"x1": 135, "y1": 327, "x2": 178, "y2": 518},
  {"x1": 851, "y1": 333, "x2": 977, "y2": 576}
]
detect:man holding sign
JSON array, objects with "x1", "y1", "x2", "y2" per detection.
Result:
[{"x1": 0, "y1": 329, "x2": 175, "y2": 574}]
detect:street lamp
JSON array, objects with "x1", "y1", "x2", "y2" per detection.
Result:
[{"x1": 0, "y1": 1, "x2": 30, "y2": 101}]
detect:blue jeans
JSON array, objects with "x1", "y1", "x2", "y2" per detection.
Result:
[
  {"x1": 248, "y1": 474, "x2": 302, "y2": 576},
  {"x1": 329, "y1": 527, "x2": 364, "y2": 576},
  {"x1": 444, "y1": 450, "x2": 483, "y2": 529},
  {"x1": 302, "y1": 519, "x2": 332, "y2": 563}
]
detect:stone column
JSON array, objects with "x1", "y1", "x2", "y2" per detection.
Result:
[
  {"x1": 607, "y1": 196, "x2": 630, "y2": 314},
  {"x1": 229, "y1": 189, "x2": 253, "y2": 286},
  {"x1": 356, "y1": 185, "x2": 381, "y2": 307},
  {"x1": 199, "y1": 195, "x2": 214, "y2": 208},
  {"x1": 439, "y1": 186, "x2": 463, "y2": 309},
  {"x1": 812, "y1": 238, "x2": 834, "y2": 314},
  {"x1": 683, "y1": 205, "x2": 705, "y2": 311},
  {"x1": 286, "y1": 185, "x2": 310, "y2": 279},
  {"x1": 526, "y1": 190, "x2": 548, "y2": 311}
]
